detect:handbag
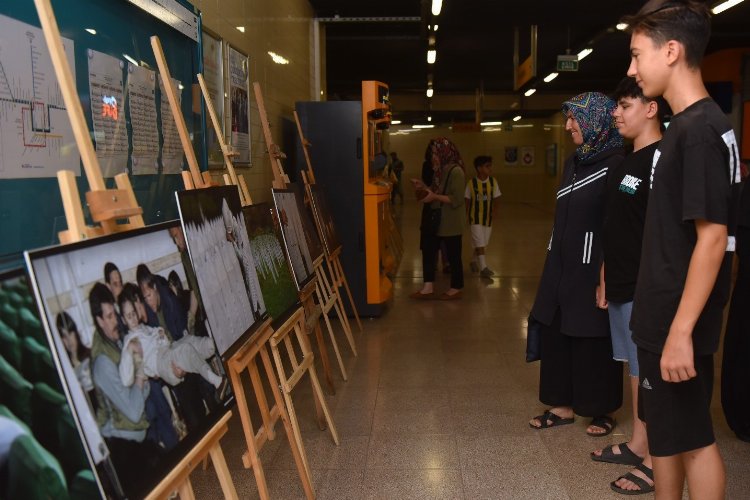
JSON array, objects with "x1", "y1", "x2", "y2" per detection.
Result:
[{"x1": 526, "y1": 315, "x2": 543, "y2": 362}]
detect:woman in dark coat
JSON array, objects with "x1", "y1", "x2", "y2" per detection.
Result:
[{"x1": 529, "y1": 92, "x2": 625, "y2": 435}]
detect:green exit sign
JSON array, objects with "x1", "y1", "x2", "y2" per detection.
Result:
[{"x1": 557, "y1": 55, "x2": 579, "y2": 72}]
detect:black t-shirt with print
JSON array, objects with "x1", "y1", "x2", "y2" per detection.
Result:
[
  {"x1": 631, "y1": 98, "x2": 741, "y2": 355},
  {"x1": 603, "y1": 142, "x2": 658, "y2": 303}
]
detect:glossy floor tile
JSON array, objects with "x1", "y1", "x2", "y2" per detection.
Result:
[{"x1": 189, "y1": 200, "x2": 750, "y2": 499}]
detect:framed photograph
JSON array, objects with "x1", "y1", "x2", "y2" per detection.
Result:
[
  {"x1": 504, "y1": 146, "x2": 518, "y2": 166},
  {"x1": 521, "y1": 146, "x2": 535, "y2": 166},
  {"x1": 242, "y1": 203, "x2": 300, "y2": 326},
  {"x1": 289, "y1": 183, "x2": 324, "y2": 262},
  {"x1": 545, "y1": 144, "x2": 558, "y2": 176},
  {"x1": 201, "y1": 29, "x2": 225, "y2": 168},
  {"x1": 271, "y1": 188, "x2": 317, "y2": 290},
  {"x1": 307, "y1": 184, "x2": 342, "y2": 255},
  {"x1": 176, "y1": 186, "x2": 267, "y2": 359},
  {"x1": 227, "y1": 44, "x2": 251, "y2": 164},
  {"x1": 24, "y1": 222, "x2": 234, "y2": 499}
]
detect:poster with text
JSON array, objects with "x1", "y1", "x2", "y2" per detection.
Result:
[
  {"x1": 228, "y1": 45, "x2": 250, "y2": 164},
  {"x1": 126, "y1": 63, "x2": 159, "y2": 175},
  {"x1": 202, "y1": 31, "x2": 225, "y2": 168},
  {"x1": 88, "y1": 50, "x2": 128, "y2": 178},
  {"x1": 159, "y1": 75, "x2": 184, "y2": 174}
]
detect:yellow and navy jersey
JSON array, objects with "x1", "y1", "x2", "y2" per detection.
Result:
[{"x1": 465, "y1": 177, "x2": 501, "y2": 226}]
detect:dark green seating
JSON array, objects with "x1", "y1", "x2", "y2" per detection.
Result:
[
  {"x1": 0, "y1": 355, "x2": 33, "y2": 426},
  {"x1": 0, "y1": 302, "x2": 19, "y2": 331},
  {"x1": 0, "y1": 319, "x2": 21, "y2": 369},
  {"x1": 69, "y1": 469, "x2": 100, "y2": 500},
  {"x1": 0, "y1": 404, "x2": 30, "y2": 433},
  {"x1": 0, "y1": 288, "x2": 8, "y2": 304},
  {"x1": 7, "y1": 291, "x2": 24, "y2": 310},
  {"x1": 6, "y1": 434, "x2": 69, "y2": 500},
  {"x1": 57, "y1": 404, "x2": 92, "y2": 483},
  {"x1": 21, "y1": 336, "x2": 59, "y2": 388},
  {"x1": 19, "y1": 307, "x2": 45, "y2": 345},
  {"x1": 30, "y1": 382, "x2": 68, "y2": 461}
]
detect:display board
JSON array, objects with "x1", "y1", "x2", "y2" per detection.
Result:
[
  {"x1": 0, "y1": 0, "x2": 205, "y2": 261},
  {"x1": 25, "y1": 221, "x2": 234, "y2": 500},
  {"x1": 308, "y1": 184, "x2": 342, "y2": 255}
]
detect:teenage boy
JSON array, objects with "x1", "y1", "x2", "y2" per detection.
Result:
[
  {"x1": 625, "y1": 1, "x2": 741, "y2": 499},
  {"x1": 465, "y1": 155, "x2": 501, "y2": 278},
  {"x1": 590, "y1": 76, "x2": 666, "y2": 495}
]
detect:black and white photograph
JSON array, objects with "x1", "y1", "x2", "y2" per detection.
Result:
[
  {"x1": 24, "y1": 222, "x2": 233, "y2": 500},
  {"x1": 308, "y1": 184, "x2": 342, "y2": 255},
  {"x1": 272, "y1": 188, "x2": 316, "y2": 290},
  {"x1": 290, "y1": 183, "x2": 324, "y2": 262}
]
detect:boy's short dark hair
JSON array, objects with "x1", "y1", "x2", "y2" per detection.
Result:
[
  {"x1": 623, "y1": 0, "x2": 711, "y2": 69},
  {"x1": 613, "y1": 76, "x2": 672, "y2": 124},
  {"x1": 473, "y1": 155, "x2": 492, "y2": 169}
]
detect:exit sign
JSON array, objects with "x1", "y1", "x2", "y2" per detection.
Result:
[{"x1": 557, "y1": 55, "x2": 579, "y2": 72}]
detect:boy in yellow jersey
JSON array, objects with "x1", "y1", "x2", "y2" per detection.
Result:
[{"x1": 465, "y1": 155, "x2": 502, "y2": 278}]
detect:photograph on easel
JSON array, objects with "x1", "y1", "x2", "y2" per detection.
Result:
[
  {"x1": 241, "y1": 203, "x2": 300, "y2": 324},
  {"x1": 272, "y1": 188, "x2": 316, "y2": 290},
  {"x1": 0, "y1": 268, "x2": 99, "y2": 499},
  {"x1": 308, "y1": 184, "x2": 342, "y2": 255},
  {"x1": 176, "y1": 186, "x2": 267, "y2": 358},
  {"x1": 289, "y1": 183, "x2": 324, "y2": 261},
  {"x1": 24, "y1": 222, "x2": 234, "y2": 500}
]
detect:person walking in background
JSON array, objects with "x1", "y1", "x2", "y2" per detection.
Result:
[
  {"x1": 410, "y1": 137, "x2": 466, "y2": 300},
  {"x1": 528, "y1": 92, "x2": 625, "y2": 437},
  {"x1": 465, "y1": 155, "x2": 501, "y2": 279},
  {"x1": 590, "y1": 76, "x2": 667, "y2": 495}
]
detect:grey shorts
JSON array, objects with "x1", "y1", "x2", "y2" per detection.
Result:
[{"x1": 608, "y1": 301, "x2": 639, "y2": 377}]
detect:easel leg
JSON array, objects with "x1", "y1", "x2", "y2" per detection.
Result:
[
  {"x1": 249, "y1": 361, "x2": 276, "y2": 441},
  {"x1": 308, "y1": 366, "x2": 340, "y2": 446},
  {"x1": 313, "y1": 321, "x2": 338, "y2": 392},
  {"x1": 209, "y1": 442, "x2": 239, "y2": 500},
  {"x1": 336, "y1": 257, "x2": 362, "y2": 332},
  {"x1": 319, "y1": 306, "x2": 348, "y2": 382},
  {"x1": 178, "y1": 478, "x2": 196, "y2": 500}
]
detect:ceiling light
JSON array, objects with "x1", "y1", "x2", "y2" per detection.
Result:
[
  {"x1": 391, "y1": 120, "x2": 402, "y2": 125},
  {"x1": 431, "y1": 0, "x2": 442, "y2": 16},
  {"x1": 236, "y1": 26, "x2": 245, "y2": 33},
  {"x1": 513, "y1": 115, "x2": 522, "y2": 122},
  {"x1": 543, "y1": 72, "x2": 558, "y2": 83},
  {"x1": 427, "y1": 49, "x2": 436, "y2": 64},
  {"x1": 426, "y1": 88, "x2": 434, "y2": 98},
  {"x1": 482, "y1": 127, "x2": 503, "y2": 132},
  {"x1": 712, "y1": 0, "x2": 745, "y2": 14},
  {"x1": 524, "y1": 88, "x2": 536, "y2": 97},
  {"x1": 85, "y1": 28, "x2": 97, "y2": 35},
  {"x1": 268, "y1": 51, "x2": 290, "y2": 64},
  {"x1": 577, "y1": 48, "x2": 593, "y2": 60},
  {"x1": 616, "y1": 22, "x2": 628, "y2": 31},
  {"x1": 427, "y1": 116, "x2": 432, "y2": 122},
  {"x1": 433, "y1": 25, "x2": 439, "y2": 32},
  {"x1": 413, "y1": 124, "x2": 435, "y2": 129},
  {"x1": 480, "y1": 121, "x2": 502, "y2": 126}
]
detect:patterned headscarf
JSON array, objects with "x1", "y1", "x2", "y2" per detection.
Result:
[
  {"x1": 562, "y1": 92, "x2": 623, "y2": 162},
  {"x1": 428, "y1": 137, "x2": 464, "y2": 190}
]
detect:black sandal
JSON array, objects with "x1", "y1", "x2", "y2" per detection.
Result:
[
  {"x1": 591, "y1": 442, "x2": 643, "y2": 466},
  {"x1": 587, "y1": 415, "x2": 616, "y2": 437},
  {"x1": 529, "y1": 410, "x2": 574, "y2": 430},
  {"x1": 610, "y1": 462, "x2": 654, "y2": 495}
]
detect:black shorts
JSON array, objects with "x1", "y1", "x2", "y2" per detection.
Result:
[{"x1": 637, "y1": 347, "x2": 715, "y2": 457}]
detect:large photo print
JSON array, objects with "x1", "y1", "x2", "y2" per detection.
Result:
[
  {"x1": 308, "y1": 184, "x2": 341, "y2": 255},
  {"x1": 25, "y1": 223, "x2": 233, "y2": 499},
  {"x1": 176, "y1": 186, "x2": 267, "y2": 357},
  {"x1": 272, "y1": 189, "x2": 316, "y2": 290}
]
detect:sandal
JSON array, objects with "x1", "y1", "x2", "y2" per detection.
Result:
[
  {"x1": 610, "y1": 463, "x2": 654, "y2": 495},
  {"x1": 591, "y1": 442, "x2": 643, "y2": 466},
  {"x1": 587, "y1": 415, "x2": 616, "y2": 437},
  {"x1": 529, "y1": 410, "x2": 574, "y2": 430}
]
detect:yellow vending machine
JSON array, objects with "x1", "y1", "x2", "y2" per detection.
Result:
[{"x1": 294, "y1": 81, "x2": 397, "y2": 316}]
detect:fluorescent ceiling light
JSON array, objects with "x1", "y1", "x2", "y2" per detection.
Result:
[
  {"x1": 524, "y1": 88, "x2": 536, "y2": 97},
  {"x1": 512, "y1": 115, "x2": 522, "y2": 122},
  {"x1": 431, "y1": 0, "x2": 442, "y2": 16},
  {"x1": 482, "y1": 127, "x2": 503, "y2": 132},
  {"x1": 513, "y1": 124, "x2": 534, "y2": 128},
  {"x1": 426, "y1": 88, "x2": 434, "y2": 98},
  {"x1": 427, "y1": 116, "x2": 432, "y2": 122},
  {"x1": 577, "y1": 48, "x2": 593, "y2": 60},
  {"x1": 268, "y1": 51, "x2": 290, "y2": 64},
  {"x1": 543, "y1": 72, "x2": 559, "y2": 83},
  {"x1": 413, "y1": 124, "x2": 435, "y2": 129},
  {"x1": 480, "y1": 121, "x2": 502, "y2": 126},
  {"x1": 391, "y1": 120, "x2": 402, "y2": 125},
  {"x1": 122, "y1": 54, "x2": 138, "y2": 66},
  {"x1": 433, "y1": 25, "x2": 439, "y2": 32},
  {"x1": 712, "y1": 0, "x2": 745, "y2": 14},
  {"x1": 85, "y1": 28, "x2": 97, "y2": 35},
  {"x1": 236, "y1": 26, "x2": 245, "y2": 33},
  {"x1": 616, "y1": 22, "x2": 628, "y2": 31},
  {"x1": 427, "y1": 49, "x2": 436, "y2": 64}
]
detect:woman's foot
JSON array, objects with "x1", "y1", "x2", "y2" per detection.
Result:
[
  {"x1": 529, "y1": 407, "x2": 574, "y2": 429},
  {"x1": 610, "y1": 461, "x2": 654, "y2": 495},
  {"x1": 439, "y1": 288, "x2": 462, "y2": 300},
  {"x1": 587, "y1": 414, "x2": 616, "y2": 436},
  {"x1": 591, "y1": 442, "x2": 645, "y2": 466}
]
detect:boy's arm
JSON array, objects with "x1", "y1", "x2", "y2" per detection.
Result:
[{"x1": 660, "y1": 219, "x2": 727, "y2": 383}]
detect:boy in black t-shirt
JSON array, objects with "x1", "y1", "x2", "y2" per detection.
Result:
[
  {"x1": 591, "y1": 77, "x2": 664, "y2": 495},
  {"x1": 625, "y1": 1, "x2": 742, "y2": 499}
]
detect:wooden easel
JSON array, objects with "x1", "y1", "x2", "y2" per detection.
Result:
[
  {"x1": 294, "y1": 111, "x2": 363, "y2": 333},
  {"x1": 151, "y1": 36, "x2": 214, "y2": 191},
  {"x1": 34, "y1": 0, "x2": 144, "y2": 244}
]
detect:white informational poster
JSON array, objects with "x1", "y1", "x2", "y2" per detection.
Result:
[
  {"x1": 159, "y1": 75, "x2": 184, "y2": 174},
  {"x1": 202, "y1": 31, "x2": 224, "y2": 167},
  {"x1": 228, "y1": 45, "x2": 250, "y2": 164},
  {"x1": 88, "y1": 49, "x2": 128, "y2": 178},
  {"x1": 126, "y1": 63, "x2": 159, "y2": 175},
  {"x1": 0, "y1": 14, "x2": 80, "y2": 179}
]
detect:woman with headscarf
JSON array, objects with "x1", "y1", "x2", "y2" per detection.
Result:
[
  {"x1": 410, "y1": 137, "x2": 466, "y2": 300},
  {"x1": 529, "y1": 92, "x2": 625, "y2": 436}
]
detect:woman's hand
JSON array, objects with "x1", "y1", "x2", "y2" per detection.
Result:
[
  {"x1": 410, "y1": 178, "x2": 426, "y2": 190},
  {"x1": 420, "y1": 188, "x2": 436, "y2": 203}
]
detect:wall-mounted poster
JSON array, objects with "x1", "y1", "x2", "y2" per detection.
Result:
[
  {"x1": 272, "y1": 189, "x2": 316, "y2": 290},
  {"x1": 308, "y1": 184, "x2": 342, "y2": 255},
  {"x1": 202, "y1": 29, "x2": 224, "y2": 168},
  {"x1": 176, "y1": 186, "x2": 266, "y2": 358},
  {"x1": 126, "y1": 62, "x2": 159, "y2": 175},
  {"x1": 25, "y1": 222, "x2": 233, "y2": 500},
  {"x1": 504, "y1": 146, "x2": 518, "y2": 166},
  {"x1": 227, "y1": 45, "x2": 250, "y2": 164},
  {"x1": 242, "y1": 203, "x2": 300, "y2": 324},
  {"x1": 546, "y1": 144, "x2": 558, "y2": 176},
  {"x1": 521, "y1": 146, "x2": 535, "y2": 166}
]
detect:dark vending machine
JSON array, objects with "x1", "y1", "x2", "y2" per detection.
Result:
[{"x1": 294, "y1": 81, "x2": 393, "y2": 316}]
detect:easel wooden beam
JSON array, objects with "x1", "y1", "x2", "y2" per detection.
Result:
[{"x1": 252, "y1": 82, "x2": 289, "y2": 190}]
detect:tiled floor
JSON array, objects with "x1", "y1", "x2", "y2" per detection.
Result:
[{"x1": 191, "y1": 200, "x2": 750, "y2": 499}]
